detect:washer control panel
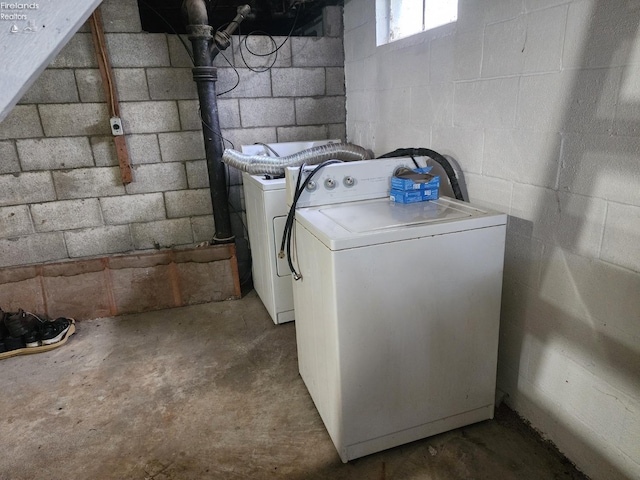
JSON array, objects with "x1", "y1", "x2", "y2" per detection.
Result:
[{"x1": 285, "y1": 158, "x2": 415, "y2": 208}]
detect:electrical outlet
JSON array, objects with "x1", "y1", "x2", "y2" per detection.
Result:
[{"x1": 110, "y1": 117, "x2": 124, "y2": 136}]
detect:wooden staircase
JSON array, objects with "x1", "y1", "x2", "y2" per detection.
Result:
[{"x1": 0, "y1": 0, "x2": 103, "y2": 121}]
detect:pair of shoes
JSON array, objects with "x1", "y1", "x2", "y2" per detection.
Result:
[
  {"x1": 0, "y1": 308, "x2": 76, "y2": 360},
  {"x1": 3, "y1": 310, "x2": 72, "y2": 348}
]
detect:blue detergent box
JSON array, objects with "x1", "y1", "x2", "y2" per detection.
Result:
[
  {"x1": 390, "y1": 167, "x2": 440, "y2": 191},
  {"x1": 389, "y1": 188, "x2": 439, "y2": 203}
]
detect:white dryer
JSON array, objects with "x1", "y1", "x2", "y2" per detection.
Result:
[
  {"x1": 241, "y1": 140, "x2": 338, "y2": 324},
  {"x1": 285, "y1": 159, "x2": 507, "y2": 462}
]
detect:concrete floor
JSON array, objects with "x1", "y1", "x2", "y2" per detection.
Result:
[{"x1": 0, "y1": 291, "x2": 588, "y2": 480}]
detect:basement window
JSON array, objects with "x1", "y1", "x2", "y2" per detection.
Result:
[{"x1": 377, "y1": 0, "x2": 457, "y2": 45}]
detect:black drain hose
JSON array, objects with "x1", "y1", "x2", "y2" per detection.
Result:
[{"x1": 378, "y1": 148, "x2": 465, "y2": 202}]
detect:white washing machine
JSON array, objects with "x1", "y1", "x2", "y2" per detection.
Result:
[
  {"x1": 285, "y1": 159, "x2": 507, "y2": 462},
  {"x1": 241, "y1": 140, "x2": 338, "y2": 324}
]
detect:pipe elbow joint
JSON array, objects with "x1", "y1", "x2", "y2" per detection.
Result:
[{"x1": 183, "y1": 0, "x2": 209, "y2": 25}]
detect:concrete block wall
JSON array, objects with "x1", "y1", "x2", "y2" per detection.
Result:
[
  {"x1": 0, "y1": 0, "x2": 346, "y2": 270},
  {"x1": 344, "y1": 1, "x2": 639, "y2": 479}
]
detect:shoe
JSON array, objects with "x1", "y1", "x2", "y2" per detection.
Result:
[
  {"x1": 3, "y1": 309, "x2": 32, "y2": 338},
  {"x1": 39, "y1": 318, "x2": 72, "y2": 346}
]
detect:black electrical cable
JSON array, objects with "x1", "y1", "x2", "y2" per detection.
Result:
[
  {"x1": 279, "y1": 160, "x2": 343, "y2": 280},
  {"x1": 237, "y1": 2, "x2": 302, "y2": 73},
  {"x1": 139, "y1": 0, "x2": 195, "y2": 64},
  {"x1": 254, "y1": 142, "x2": 281, "y2": 157},
  {"x1": 216, "y1": 50, "x2": 242, "y2": 96},
  {"x1": 378, "y1": 148, "x2": 466, "y2": 202}
]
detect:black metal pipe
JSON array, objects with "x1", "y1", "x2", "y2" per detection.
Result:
[{"x1": 184, "y1": 3, "x2": 234, "y2": 243}]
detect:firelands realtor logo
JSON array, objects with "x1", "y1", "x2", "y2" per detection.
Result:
[{"x1": 1, "y1": 2, "x2": 40, "y2": 33}]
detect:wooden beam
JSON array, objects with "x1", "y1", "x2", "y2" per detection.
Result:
[{"x1": 89, "y1": 7, "x2": 133, "y2": 184}]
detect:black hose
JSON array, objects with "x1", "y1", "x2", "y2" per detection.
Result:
[
  {"x1": 378, "y1": 148, "x2": 465, "y2": 202},
  {"x1": 280, "y1": 160, "x2": 343, "y2": 280}
]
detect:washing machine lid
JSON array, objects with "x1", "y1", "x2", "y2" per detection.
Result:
[{"x1": 295, "y1": 196, "x2": 507, "y2": 250}]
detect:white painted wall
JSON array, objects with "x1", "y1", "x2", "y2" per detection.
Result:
[
  {"x1": 0, "y1": 0, "x2": 103, "y2": 121},
  {"x1": 343, "y1": 0, "x2": 640, "y2": 478}
]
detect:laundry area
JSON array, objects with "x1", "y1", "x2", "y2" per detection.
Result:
[{"x1": 0, "y1": 0, "x2": 638, "y2": 479}]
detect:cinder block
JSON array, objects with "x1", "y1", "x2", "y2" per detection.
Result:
[
  {"x1": 0, "y1": 233, "x2": 67, "y2": 268},
  {"x1": 191, "y1": 215, "x2": 215, "y2": 243},
  {"x1": 295, "y1": 97, "x2": 345, "y2": 125},
  {"x1": 323, "y1": 6, "x2": 343, "y2": 37},
  {"x1": 291, "y1": 37, "x2": 344, "y2": 67},
  {"x1": 503, "y1": 230, "x2": 544, "y2": 288},
  {"x1": 167, "y1": 34, "x2": 194, "y2": 68},
  {"x1": 481, "y1": 16, "x2": 526, "y2": 78},
  {"x1": 100, "y1": 0, "x2": 143, "y2": 32},
  {"x1": 483, "y1": 129, "x2": 561, "y2": 187},
  {"x1": 17, "y1": 137, "x2": 94, "y2": 171},
  {"x1": 464, "y1": 172, "x2": 513, "y2": 213},
  {"x1": 559, "y1": 134, "x2": 640, "y2": 207},
  {"x1": 186, "y1": 160, "x2": 209, "y2": 189},
  {"x1": 522, "y1": 6, "x2": 567, "y2": 74},
  {"x1": 232, "y1": 36, "x2": 292, "y2": 68},
  {"x1": 614, "y1": 64, "x2": 640, "y2": 136},
  {"x1": 65, "y1": 225, "x2": 133, "y2": 257},
  {"x1": 177, "y1": 99, "x2": 240, "y2": 131},
  {"x1": 328, "y1": 124, "x2": 346, "y2": 142},
  {"x1": 217, "y1": 68, "x2": 272, "y2": 99},
  {"x1": 344, "y1": 22, "x2": 377, "y2": 64},
  {"x1": 271, "y1": 68, "x2": 325, "y2": 97},
  {"x1": 562, "y1": 68, "x2": 620, "y2": 134},
  {"x1": 147, "y1": 68, "x2": 197, "y2": 100},
  {"x1": 119, "y1": 101, "x2": 180, "y2": 134},
  {"x1": 31, "y1": 199, "x2": 102, "y2": 232},
  {"x1": 0, "y1": 141, "x2": 20, "y2": 173},
  {"x1": 452, "y1": 29, "x2": 483, "y2": 82},
  {"x1": 240, "y1": 98, "x2": 295, "y2": 127},
  {"x1": 0, "y1": 172, "x2": 56, "y2": 207},
  {"x1": 125, "y1": 162, "x2": 187, "y2": 194},
  {"x1": 158, "y1": 131, "x2": 205, "y2": 162},
  {"x1": 105, "y1": 33, "x2": 170, "y2": 67},
  {"x1": 453, "y1": 78, "x2": 519, "y2": 128},
  {"x1": 511, "y1": 184, "x2": 606, "y2": 258},
  {"x1": 49, "y1": 33, "x2": 97, "y2": 68},
  {"x1": 53, "y1": 167, "x2": 126, "y2": 199},
  {"x1": 165, "y1": 189, "x2": 213, "y2": 218},
  {"x1": 343, "y1": 0, "x2": 374, "y2": 32},
  {"x1": 601, "y1": 202, "x2": 640, "y2": 272},
  {"x1": 75, "y1": 69, "x2": 105, "y2": 102},
  {"x1": 114, "y1": 69, "x2": 150, "y2": 101},
  {"x1": 0, "y1": 105, "x2": 43, "y2": 140},
  {"x1": 563, "y1": 0, "x2": 636, "y2": 70},
  {"x1": 326, "y1": 67, "x2": 345, "y2": 95},
  {"x1": 457, "y1": 0, "x2": 524, "y2": 32},
  {"x1": 221, "y1": 127, "x2": 277, "y2": 151},
  {"x1": 131, "y1": 218, "x2": 193, "y2": 249},
  {"x1": 91, "y1": 136, "x2": 118, "y2": 167},
  {"x1": 39, "y1": 104, "x2": 111, "y2": 137},
  {"x1": 431, "y1": 126, "x2": 484, "y2": 175},
  {"x1": 101, "y1": 192, "x2": 166, "y2": 225},
  {"x1": 410, "y1": 82, "x2": 454, "y2": 126},
  {"x1": 538, "y1": 246, "x2": 640, "y2": 343},
  {"x1": 126, "y1": 134, "x2": 161, "y2": 164},
  {"x1": 276, "y1": 125, "x2": 328, "y2": 143},
  {"x1": 70, "y1": 66, "x2": 135, "y2": 106},
  {"x1": 516, "y1": 72, "x2": 564, "y2": 132},
  {"x1": 0, "y1": 205, "x2": 33, "y2": 238},
  {"x1": 19, "y1": 70, "x2": 79, "y2": 104}
]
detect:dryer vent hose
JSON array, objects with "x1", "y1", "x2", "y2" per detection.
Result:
[{"x1": 222, "y1": 143, "x2": 371, "y2": 175}]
